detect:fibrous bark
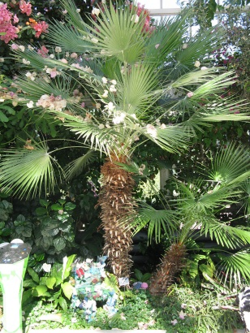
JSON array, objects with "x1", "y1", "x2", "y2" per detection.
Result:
[
  {"x1": 149, "y1": 242, "x2": 186, "y2": 295},
  {"x1": 98, "y1": 155, "x2": 136, "y2": 278}
]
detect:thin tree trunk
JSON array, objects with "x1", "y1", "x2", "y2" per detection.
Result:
[
  {"x1": 149, "y1": 242, "x2": 186, "y2": 295},
  {"x1": 98, "y1": 155, "x2": 135, "y2": 278}
]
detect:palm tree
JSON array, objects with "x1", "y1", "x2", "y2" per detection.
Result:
[
  {"x1": 130, "y1": 143, "x2": 250, "y2": 293},
  {"x1": 0, "y1": 0, "x2": 249, "y2": 278}
]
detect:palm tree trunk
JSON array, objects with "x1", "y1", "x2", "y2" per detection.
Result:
[
  {"x1": 98, "y1": 155, "x2": 135, "y2": 278},
  {"x1": 149, "y1": 242, "x2": 186, "y2": 295}
]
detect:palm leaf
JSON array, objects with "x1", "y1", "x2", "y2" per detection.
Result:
[
  {"x1": 65, "y1": 150, "x2": 98, "y2": 179},
  {"x1": 47, "y1": 20, "x2": 93, "y2": 53},
  {"x1": 130, "y1": 203, "x2": 178, "y2": 244},
  {"x1": 78, "y1": 2, "x2": 147, "y2": 63},
  {"x1": 0, "y1": 143, "x2": 63, "y2": 199},
  {"x1": 216, "y1": 250, "x2": 250, "y2": 289},
  {"x1": 209, "y1": 142, "x2": 250, "y2": 184},
  {"x1": 118, "y1": 64, "x2": 159, "y2": 115},
  {"x1": 201, "y1": 218, "x2": 250, "y2": 250}
]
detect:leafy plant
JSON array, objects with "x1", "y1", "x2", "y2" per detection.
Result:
[
  {"x1": 23, "y1": 254, "x2": 76, "y2": 311},
  {"x1": 32, "y1": 198, "x2": 77, "y2": 259}
]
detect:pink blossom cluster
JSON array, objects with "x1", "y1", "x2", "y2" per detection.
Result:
[
  {"x1": 32, "y1": 21, "x2": 49, "y2": 38},
  {"x1": 19, "y1": 0, "x2": 32, "y2": 16},
  {"x1": 132, "y1": 3, "x2": 154, "y2": 33},
  {"x1": 0, "y1": 3, "x2": 18, "y2": 43},
  {"x1": 36, "y1": 94, "x2": 67, "y2": 111}
]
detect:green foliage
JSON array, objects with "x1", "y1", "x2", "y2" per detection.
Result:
[
  {"x1": 23, "y1": 286, "x2": 244, "y2": 332},
  {"x1": 31, "y1": 198, "x2": 77, "y2": 258},
  {"x1": 23, "y1": 254, "x2": 76, "y2": 311}
]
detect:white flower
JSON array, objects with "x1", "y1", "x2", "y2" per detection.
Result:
[
  {"x1": 182, "y1": 43, "x2": 188, "y2": 49},
  {"x1": 49, "y1": 54, "x2": 55, "y2": 59},
  {"x1": 0, "y1": 58, "x2": 4, "y2": 62},
  {"x1": 102, "y1": 90, "x2": 109, "y2": 98},
  {"x1": 98, "y1": 124, "x2": 105, "y2": 129},
  {"x1": 19, "y1": 45, "x2": 25, "y2": 52},
  {"x1": 105, "y1": 102, "x2": 115, "y2": 112},
  {"x1": 62, "y1": 9, "x2": 67, "y2": 14},
  {"x1": 96, "y1": 103, "x2": 101, "y2": 109},
  {"x1": 160, "y1": 123, "x2": 166, "y2": 129},
  {"x1": 112, "y1": 112, "x2": 125, "y2": 125},
  {"x1": 109, "y1": 85, "x2": 116, "y2": 92},
  {"x1": 27, "y1": 101, "x2": 34, "y2": 108},
  {"x1": 55, "y1": 46, "x2": 62, "y2": 53},
  {"x1": 92, "y1": 8, "x2": 100, "y2": 16},
  {"x1": 42, "y1": 263, "x2": 51, "y2": 273},
  {"x1": 131, "y1": 14, "x2": 139, "y2": 23},
  {"x1": 201, "y1": 66, "x2": 208, "y2": 70},
  {"x1": 22, "y1": 58, "x2": 30, "y2": 65},
  {"x1": 102, "y1": 77, "x2": 108, "y2": 84},
  {"x1": 91, "y1": 38, "x2": 99, "y2": 44},
  {"x1": 146, "y1": 124, "x2": 157, "y2": 138},
  {"x1": 76, "y1": 8, "x2": 80, "y2": 13},
  {"x1": 111, "y1": 79, "x2": 117, "y2": 85},
  {"x1": 25, "y1": 71, "x2": 37, "y2": 81},
  {"x1": 194, "y1": 60, "x2": 201, "y2": 68}
]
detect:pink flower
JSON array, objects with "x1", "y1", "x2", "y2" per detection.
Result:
[
  {"x1": 13, "y1": 14, "x2": 19, "y2": 24},
  {"x1": 179, "y1": 310, "x2": 187, "y2": 320},
  {"x1": 140, "y1": 282, "x2": 148, "y2": 289},
  {"x1": 187, "y1": 92, "x2": 194, "y2": 98},
  {"x1": 37, "y1": 45, "x2": 49, "y2": 57},
  {"x1": 33, "y1": 21, "x2": 49, "y2": 38},
  {"x1": 0, "y1": 4, "x2": 18, "y2": 43},
  {"x1": 11, "y1": 43, "x2": 19, "y2": 50},
  {"x1": 19, "y1": 0, "x2": 32, "y2": 16},
  {"x1": 171, "y1": 319, "x2": 178, "y2": 325}
]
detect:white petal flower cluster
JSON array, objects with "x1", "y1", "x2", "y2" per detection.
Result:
[{"x1": 36, "y1": 94, "x2": 67, "y2": 111}]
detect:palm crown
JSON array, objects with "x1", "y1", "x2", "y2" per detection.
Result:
[{"x1": 0, "y1": 0, "x2": 249, "y2": 278}]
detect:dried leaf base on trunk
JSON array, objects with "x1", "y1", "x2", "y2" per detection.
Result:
[
  {"x1": 149, "y1": 243, "x2": 186, "y2": 295},
  {"x1": 98, "y1": 156, "x2": 136, "y2": 278}
]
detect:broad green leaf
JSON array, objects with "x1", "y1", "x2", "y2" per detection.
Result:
[
  {"x1": 58, "y1": 296, "x2": 68, "y2": 311},
  {"x1": 51, "y1": 203, "x2": 63, "y2": 211},
  {"x1": 62, "y1": 254, "x2": 76, "y2": 280},
  {"x1": 0, "y1": 111, "x2": 9, "y2": 122},
  {"x1": 53, "y1": 238, "x2": 66, "y2": 252},
  {"x1": 64, "y1": 202, "x2": 76, "y2": 211},
  {"x1": 200, "y1": 264, "x2": 214, "y2": 278},
  {"x1": 61, "y1": 282, "x2": 73, "y2": 300},
  {"x1": 23, "y1": 279, "x2": 37, "y2": 288},
  {"x1": 27, "y1": 267, "x2": 40, "y2": 283},
  {"x1": 33, "y1": 285, "x2": 48, "y2": 297},
  {"x1": 39, "y1": 199, "x2": 49, "y2": 207},
  {"x1": 45, "y1": 277, "x2": 57, "y2": 289},
  {"x1": 22, "y1": 289, "x2": 33, "y2": 304}
]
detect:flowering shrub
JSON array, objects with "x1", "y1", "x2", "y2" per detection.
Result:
[
  {"x1": 71, "y1": 257, "x2": 117, "y2": 321},
  {"x1": 0, "y1": 1, "x2": 48, "y2": 44}
]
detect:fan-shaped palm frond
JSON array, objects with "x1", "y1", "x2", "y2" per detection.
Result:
[
  {"x1": 143, "y1": 125, "x2": 192, "y2": 153},
  {"x1": 65, "y1": 150, "x2": 98, "y2": 179},
  {"x1": 201, "y1": 218, "x2": 250, "y2": 250},
  {"x1": 176, "y1": 181, "x2": 241, "y2": 216},
  {"x1": 209, "y1": 142, "x2": 250, "y2": 184},
  {"x1": 129, "y1": 202, "x2": 178, "y2": 244},
  {"x1": 216, "y1": 250, "x2": 250, "y2": 289},
  {"x1": 118, "y1": 64, "x2": 159, "y2": 115},
  {"x1": 47, "y1": 20, "x2": 93, "y2": 53},
  {"x1": 81, "y1": 3, "x2": 147, "y2": 64},
  {"x1": 0, "y1": 143, "x2": 63, "y2": 199}
]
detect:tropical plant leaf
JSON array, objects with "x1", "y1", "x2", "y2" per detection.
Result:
[
  {"x1": 0, "y1": 143, "x2": 63, "y2": 199},
  {"x1": 130, "y1": 202, "x2": 178, "y2": 244},
  {"x1": 65, "y1": 150, "x2": 98, "y2": 179},
  {"x1": 216, "y1": 250, "x2": 250, "y2": 289},
  {"x1": 209, "y1": 142, "x2": 250, "y2": 184},
  {"x1": 201, "y1": 218, "x2": 250, "y2": 250}
]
